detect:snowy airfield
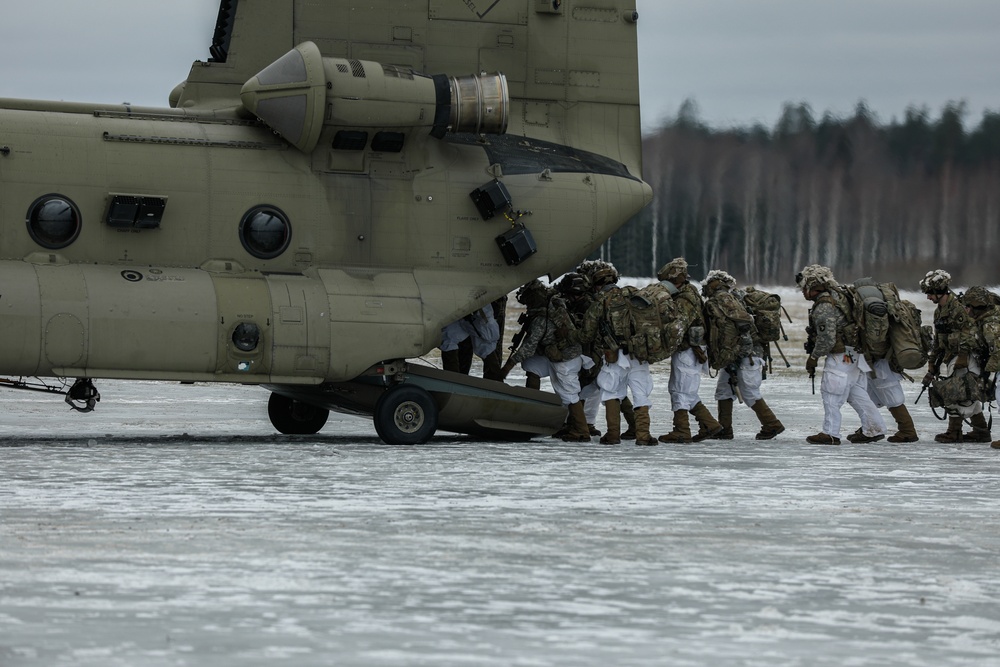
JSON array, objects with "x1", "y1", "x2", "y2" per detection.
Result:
[{"x1": 2, "y1": 286, "x2": 999, "y2": 666}]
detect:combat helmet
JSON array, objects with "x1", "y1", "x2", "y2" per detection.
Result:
[
  {"x1": 516, "y1": 279, "x2": 550, "y2": 308},
  {"x1": 555, "y1": 272, "x2": 589, "y2": 297},
  {"x1": 796, "y1": 264, "x2": 836, "y2": 292},
  {"x1": 919, "y1": 269, "x2": 951, "y2": 295},
  {"x1": 701, "y1": 269, "x2": 736, "y2": 296},
  {"x1": 962, "y1": 285, "x2": 996, "y2": 308},
  {"x1": 585, "y1": 261, "x2": 619, "y2": 289},
  {"x1": 657, "y1": 257, "x2": 688, "y2": 282}
]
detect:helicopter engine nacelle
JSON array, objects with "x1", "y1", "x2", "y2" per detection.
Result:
[{"x1": 240, "y1": 41, "x2": 508, "y2": 153}]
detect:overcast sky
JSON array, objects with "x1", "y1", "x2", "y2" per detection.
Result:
[{"x1": 1, "y1": 0, "x2": 997, "y2": 134}]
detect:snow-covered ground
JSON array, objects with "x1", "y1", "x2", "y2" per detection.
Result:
[{"x1": 2, "y1": 286, "x2": 999, "y2": 666}]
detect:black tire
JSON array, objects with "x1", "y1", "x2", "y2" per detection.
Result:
[
  {"x1": 373, "y1": 385, "x2": 438, "y2": 445},
  {"x1": 267, "y1": 392, "x2": 330, "y2": 435}
]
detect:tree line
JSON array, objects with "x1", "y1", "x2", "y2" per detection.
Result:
[{"x1": 599, "y1": 100, "x2": 1000, "y2": 288}]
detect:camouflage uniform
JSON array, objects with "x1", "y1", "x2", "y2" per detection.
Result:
[
  {"x1": 800, "y1": 265, "x2": 886, "y2": 445},
  {"x1": 578, "y1": 264, "x2": 656, "y2": 445},
  {"x1": 970, "y1": 289, "x2": 1000, "y2": 450},
  {"x1": 920, "y1": 270, "x2": 990, "y2": 442},
  {"x1": 702, "y1": 270, "x2": 784, "y2": 440},
  {"x1": 503, "y1": 281, "x2": 590, "y2": 442},
  {"x1": 555, "y1": 272, "x2": 602, "y2": 437},
  {"x1": 657, "y1": 258, "x2": 723, "y2": 444}
]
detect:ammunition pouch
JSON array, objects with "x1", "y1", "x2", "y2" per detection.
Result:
[{"x1": 929, "y1": 368, "x2": 984, "y2": 410}]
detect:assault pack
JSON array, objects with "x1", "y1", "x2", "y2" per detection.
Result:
[
  {"x1": 741, "y1": 287, "x2": 788, "y2": 344},
  {"x1": 704, "y1": 291, "x2": 753, "y2": 370},
  {"x1": 602, "y1": 284, "x2": 682, "y2": 364},
  {"x1": 848, "y1": 278, "x2": 928, "y2": 370}
]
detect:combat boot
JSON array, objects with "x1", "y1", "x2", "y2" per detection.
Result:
[
  {"x1": 886, "y1": 404, "x2": 918, "y2": 443},
  {"x1": 620, "y1": 397, "x2": 637, "y2": 440},
  {"x1": 711, "y1": 399, "x2": 734, "y2": 439},
  {"x1": 588, "y1": 424, "x2": 602, "y2": 436},
  {"x1": 525, "y1": 372, "x2": 541, "y2": 391},
  {"x1": 992, "y1": 440, "x2": 1000, "y2": 449},
  {"x1": 600, "y1": 399, "x2": 622, "y2": 445},
  {"x1": 658, "y1": 410, "x2": 692, "y2": 443},
  {"x1": 561, "y1": 401, "x2": 592, "y2": 442},
  {"x1": 633, "y1": 405, "x2": 657, "y2": 446},
  {"x1": 690, "y1": 402, "x2": 723, "y2": 442},
  {"x1": 806, "y1": 433, "x2": 841, "y2": 445},
  {"x1": 964, "y1": 412, "x2": 992, "y2": 442},
  {"x1": 934, "y1": 416, "x2": 964, "y2": 443},
  {"x1": 750, "y1": 399, "x2": 785, "y2": 440},
  {"x1": 846, "y1": 428, "x2": 885, "y2": 443}
]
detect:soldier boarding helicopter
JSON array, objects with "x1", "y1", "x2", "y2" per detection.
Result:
[{"x1": 0, "y1": 0, "x2": 651, "y2": 444}]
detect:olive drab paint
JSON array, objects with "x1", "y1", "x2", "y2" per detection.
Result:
[{"x1": 0, "y1": 1, "x2": 651, "y2": 437}]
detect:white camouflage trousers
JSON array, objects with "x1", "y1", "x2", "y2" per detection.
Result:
[
  {"x1": 596, "y1": 351, "x2": 653, "y2": 407},
  {"x1": 820, "y1": 349, "x2": 887, "y2": 438},
  {"x1": 668, "y1": 347, "x2": 706, "y2": 412},
  {"x1": 865, "y1": 357, "x2": 905, "y2": 409},
  {"x1": 714, "y1": 355, "x2": 764, "y2": 408}
]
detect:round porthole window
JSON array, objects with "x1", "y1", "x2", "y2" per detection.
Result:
[
  {"x1": 26, "y1": 195, "x2": 82, "y2": 249},
  {"x1": 239, "y1": 205, "x2": 291, "y2": 259}
]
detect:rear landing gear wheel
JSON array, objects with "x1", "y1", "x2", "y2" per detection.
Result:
[
  {"x1": 373, "y1": 385, "x2": 438, "y2": 445},
  {"x1": 268, "y1": 392, "x2": 330, "y2": 435}
]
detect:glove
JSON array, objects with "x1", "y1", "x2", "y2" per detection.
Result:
[
  {"x1": 692, "y1": 346, "x2": 708, "y2": 364},
  {"x1": 805, "y1": 356, "x2": 818, "y2": 375},
  {"x1": 955, "y1": 353, "x2": 969, "y2": 370},
  {"x1": 921, "y1": 371, "x2": 935, "y2": 387}
]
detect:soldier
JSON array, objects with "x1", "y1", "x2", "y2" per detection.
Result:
[
  {"x1": 577, "y1": 260, "x2": 639, "y2": 439},
  {"x1": 701, "y1": 270, "x2": 785, "y2": 440},
  {"x1": 440, "y1": 305, "x2": 502, "y2": 380},
  {"x1": 554, "y1": 272, "x2": 602, "y2": 437},
  {"x1": 500, "y1": 280, "x2": 591, "y2": 442},
  {"x1": 920, "y1": 270, "x2": 991, "y2": 442},
  {"x1": 964, "y1": 287, "x2": 1000, "y2": 449},
  {"x1": 851, "y1": 279, "x2": 919, "y2": 443},
  {"x1": 578, "y1": 262, "x2": 657, "y2": 446},
  {"x1": 799, "y1": 265, "x2": 887, "y2": 445},
  {"x1": 657, "y1": 258, "x2": 723, "y2": 443}
]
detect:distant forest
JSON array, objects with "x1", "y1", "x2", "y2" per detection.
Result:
[{"x1": 599, "y1": 100, "x2": 1000, "y2": 288}]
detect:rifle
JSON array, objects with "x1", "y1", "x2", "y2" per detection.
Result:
[
  {"x1": 725, "y1": 362, "x2": 744, "y2": 404},
  {"x1": 915, "y1": 383, "x2": 928, "y2": 405},
  {"x1": 508, "y1": 312, "x2": 529, "y2": 352}
]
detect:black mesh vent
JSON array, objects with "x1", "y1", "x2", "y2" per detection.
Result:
[{"x1": 349, "y1": 60, "x2": 366, "y2": 78}]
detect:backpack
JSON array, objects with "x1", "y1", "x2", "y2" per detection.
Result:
[
  {"x1": 851, "y1": 278, "x2": 928, "y2": 370},
  {"x1": 850, "y1": 279, "x2": 891, "y2": 361},
  {"x1": 742, "y1": 287, "x2": 786, "y2": 343},
  {"x1": 603, "y1": 284, "x2": 681, "y2": 364},
  {"x1": 705, "y1": 291, "x2": 753, "y2": 370}
]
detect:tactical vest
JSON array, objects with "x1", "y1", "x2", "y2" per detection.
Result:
[
  {"x1": 540, "y1": 296, "x2": 580, "y2": 362},
  {"x1": 812, "y1": 288, "x2": 858, "y2": 353}
]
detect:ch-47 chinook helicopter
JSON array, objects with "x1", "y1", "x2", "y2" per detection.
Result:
[{"x1": 0, "y1": 0, "x2": 650, "y2": 444}]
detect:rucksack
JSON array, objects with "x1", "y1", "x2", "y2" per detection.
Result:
[
  {"x1": 851, "y1": 278, "x2": 928, "y2": 370},
  {"x1": 742, "y1": 287, "x2": 787, "y2": 344},
  {"x1": 705, "y1": 291, "x2": 753, "y2": 370},
  {"x1": 603, "y1": 284, "x2": 681, "y2": 364}
]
